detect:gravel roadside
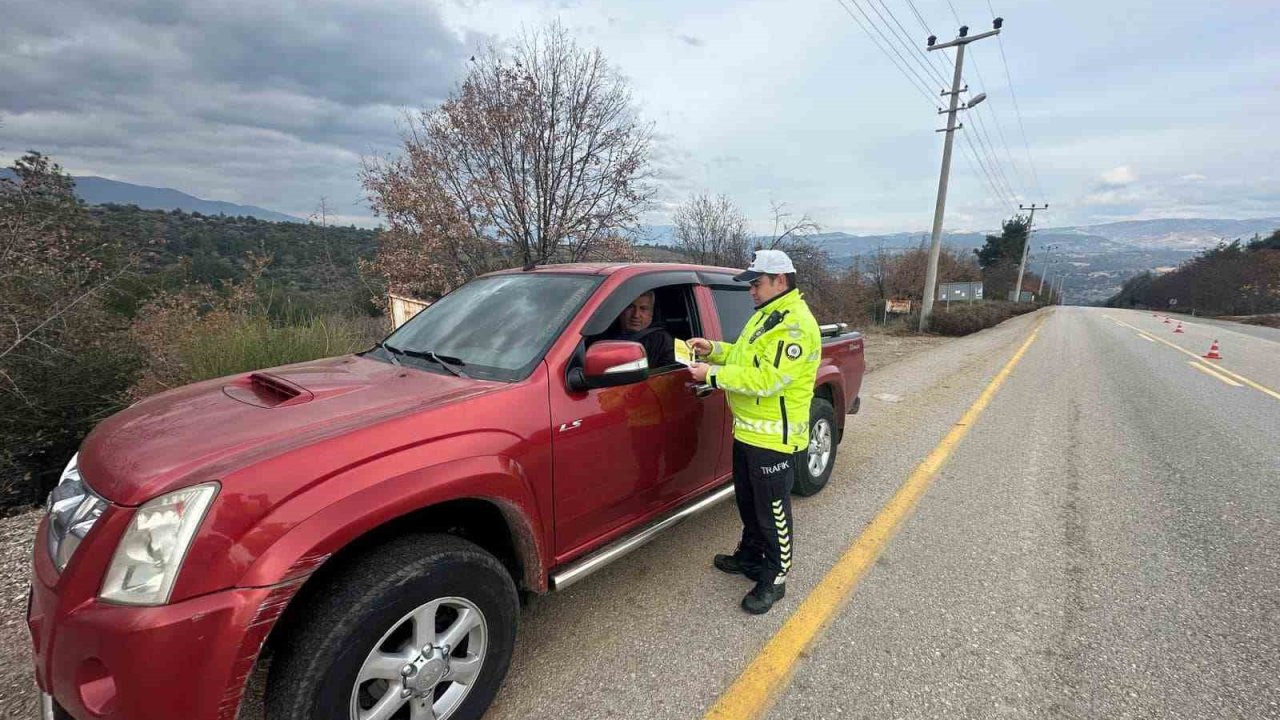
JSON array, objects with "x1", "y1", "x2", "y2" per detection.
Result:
[{"x1": 1, "y1": 510, "x2": 39, "y2": 720}]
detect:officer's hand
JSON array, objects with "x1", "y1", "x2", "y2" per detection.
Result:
[
  {"x1": 689, "y1": 362, "x2": 711, "y2": 383},
  {"x1": 687, "y1": 338, "x2": 713, "y2": 357}
]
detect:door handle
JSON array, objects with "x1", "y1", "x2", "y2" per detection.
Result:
[{"x1": 691, "y1": 383, "x2": 714, "y2": 398}]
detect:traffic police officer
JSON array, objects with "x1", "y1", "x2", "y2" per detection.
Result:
[{"x1": 689, "y1": 249, "x2": 822, "y2": 614}]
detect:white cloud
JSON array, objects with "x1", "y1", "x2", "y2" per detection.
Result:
[
  {"x1": 1100, "y1": 166, "x2": 1138, "y2": 186},
  {"x1": 3, "y1": 0, "x2": 1278, "y2": 230}
]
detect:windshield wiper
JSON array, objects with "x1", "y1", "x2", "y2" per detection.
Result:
[
  {"x1": 374, "y1": 341, "x2": 402, "y2": 366},
  {"x1": 400, "y1": 349, "x2": 470, "y2": 379}
]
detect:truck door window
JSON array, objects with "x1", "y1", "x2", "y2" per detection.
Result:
[
  {"x1": 710, "y1": 286, "x2": 754, "y2": 342},
  {"x1": 586, "y1": 284, "x2": 700, "y2": 373}
]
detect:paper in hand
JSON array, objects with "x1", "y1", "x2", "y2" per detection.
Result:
[{"x1": 674, "y1": 339, "x2": 696, "y2": 367}]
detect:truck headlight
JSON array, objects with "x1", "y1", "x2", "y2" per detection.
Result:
[
  {"x1": 47, "y1": 453, "x2": 108, "y2": 572},
  {"x1": 99, "y1": 482, "x2": 219, "y2": 606}
]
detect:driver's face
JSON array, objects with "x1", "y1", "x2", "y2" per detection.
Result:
[{"x1": 621, "y1": 295, "x2": 654, "y2": 332}]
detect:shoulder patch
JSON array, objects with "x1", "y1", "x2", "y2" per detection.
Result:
[{"x1": 786, "y1": 343, "x2": 803, "y2": 359}]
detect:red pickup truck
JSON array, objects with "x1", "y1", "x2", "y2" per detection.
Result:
[{"x1": 29, "y1": 262, "x2": 864, "y2": 720}]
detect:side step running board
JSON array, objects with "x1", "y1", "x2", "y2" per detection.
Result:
[{"x1": 550, "y1": 484, "x2": 735, "y2": 591}]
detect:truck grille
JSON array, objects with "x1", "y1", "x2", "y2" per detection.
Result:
[{"x1": 45, "y1": 459, "x2": 108, "y2": 572}]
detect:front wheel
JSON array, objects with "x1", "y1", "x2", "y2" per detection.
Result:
[
  {"x1": 265, "y1": 534, "x2": 519, "y2": 720},
  {"x1": 793, "y1": 397, "x2": 837, "y2": 497}
]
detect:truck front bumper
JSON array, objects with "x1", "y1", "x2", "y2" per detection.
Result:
[{"x1": 27, "y1": 522, "x2": 289, "y2": 720}]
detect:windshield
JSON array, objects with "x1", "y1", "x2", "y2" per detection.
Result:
[{"x1": 378, "y1": 273, "x2": 601, "y2": 381}]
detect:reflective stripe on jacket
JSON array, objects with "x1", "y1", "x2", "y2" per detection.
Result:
[{"x1": 706, "y1": 289, "x2": 821, "y2": 454}]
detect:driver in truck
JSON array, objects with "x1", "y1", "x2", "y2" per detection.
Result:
[{"x1": 603, "y1": 290, "x2": 676, "y2": 368}]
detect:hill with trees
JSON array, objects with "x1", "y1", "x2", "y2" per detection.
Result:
[{"x1": 1106, "y1": 230, "x2": 1280, "y2": 315}]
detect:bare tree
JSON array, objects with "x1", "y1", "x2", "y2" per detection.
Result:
[
  {"x1": 763, "y1": 201, "x2": 820, "y2": 252},
  {"x1": 672, "y1": 193, "x2": 751, "y2": 268},
  {"x1": 362, "y1": 23, "x2": 654, "y2": 298}
]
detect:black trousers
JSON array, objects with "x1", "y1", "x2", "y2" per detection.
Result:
[{"x1": 732, "y1": 440, "x2": 795, "y2": 585}]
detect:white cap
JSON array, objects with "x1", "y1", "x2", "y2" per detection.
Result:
[{"x1": 734, "y1": 249, "x2": 796, "y2": 282}]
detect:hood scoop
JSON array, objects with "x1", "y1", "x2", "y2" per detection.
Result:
[{"x1": 223, "y1": 372, "x2": 315, "y2": 408}]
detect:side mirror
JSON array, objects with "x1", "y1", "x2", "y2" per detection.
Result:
[{"x1": 568, "y1": 341, "x2": 649, "y2": 391}]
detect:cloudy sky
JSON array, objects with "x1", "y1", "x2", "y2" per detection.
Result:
[{"x1": 2, "y1": 0, "x2": 1276, "y2": 232}]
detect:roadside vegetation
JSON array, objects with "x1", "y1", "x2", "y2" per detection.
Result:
[
  {"x1": 1105, "y1": 230, "x2": 1280, "y2": 316},
  {"x1": 0, "y1": 154, "x2": 383, "y2": 511}
]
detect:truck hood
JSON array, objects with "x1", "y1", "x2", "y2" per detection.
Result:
[{"x1": 80, "y1": 355, "x2": 503, "y2": 505}]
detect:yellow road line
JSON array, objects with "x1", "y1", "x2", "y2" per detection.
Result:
[
  {"x1": 1110, "y1": 317, "x2": 1280, "y2": 402},
  {"x1": 704, "y1": 316, "x2": 1047, "y2": 720},
  {"x1": 1207, "y1": 364, "x2": 1280, "y2": 401},
  {"x1": 1137, "y1": 333, "x2": 1156, "y2": 343},
  {"x1": 1188, "y1": 361, "x2": 1243, "y2": 387}
]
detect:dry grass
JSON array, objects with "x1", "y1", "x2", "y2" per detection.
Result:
[
  {"x1": 857, "y1": 326, "x2": 953, "y2": 374},
  {"x1": 1240, "y1": 315, "x2": 1280, "y2": 329}
]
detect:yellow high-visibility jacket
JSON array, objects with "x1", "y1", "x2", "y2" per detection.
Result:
[{"x1": 706, "y1": 289, "x2": 822, "y2": 454}]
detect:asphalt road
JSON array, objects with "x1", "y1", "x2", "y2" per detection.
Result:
[
  {"x1": 480, "y1": 307, "x2": 1279, "y2": 719},
  {"x1": 15, "y1": 308, "x2": 1278, "y2": 719}
]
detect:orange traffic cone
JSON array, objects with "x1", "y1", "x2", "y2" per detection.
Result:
[
  {"x1": 1203, "y1": 340, "x2": 1222, "y2": 360},
  {"x1": 1174, "y1": 322, "x2": 1184, "y2": 334}
]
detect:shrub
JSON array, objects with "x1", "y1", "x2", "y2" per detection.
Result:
[
  {"x1": 927, "y1": 301, "x2": 1036, "y2": 336},
  {"x1": 127, "y1": 255, "x2": 383, "y2": 400},
  {"x1": 179, "y1": 314, "x2": 373, "y2": 383}
]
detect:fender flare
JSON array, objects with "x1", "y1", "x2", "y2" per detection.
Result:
[{"x1": 236, "y1": 453, "x2": 547, "y2": 592}]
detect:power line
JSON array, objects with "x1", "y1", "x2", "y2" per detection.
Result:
[
  {"x1": 987, "y1": 0, "x2": 1044, "y2": 198},
  {"x1": 960, "y1": 126, "x2": 1016, "y2": 213},
  {"x1": 885, "y1": 0, "x2": 957, "y2": 84},
  {"x1": 858, "y1": 0, "x2": 1016, "y2": 208},
  {"x1": 839, "y1": 0, "x2": 944, "y2": 102},
  {"x1": 911, "y1": 0, "x2": 1023, "y2": 206},
  {"x1": 978, "y1": 84, "x2": 1029, "y2": 192},
  {"x1": 952, "y1": 51, "x2": 1017, "y2": 199},
  {"x1": 945, "y1": 0, "x2": 963, "y2": 25},
  {"x1": 903, "y1": 0, "x2": 934, "y2": 36},
  {"x1": 964, "y1": 52, "x2": 1026, "y2": 198},
  {"x1": 966, "y1": 100, "x2": 1019, "y2": 202},
  {"x1": 833, "y1": 0, "x2": 941, "y2": 106},
  {"x1": 866, "y1": 0, "x2": 950, "y2": 88},
  {"x1": 832, "y1": 0, "x2": 1017, "y2": 223}
]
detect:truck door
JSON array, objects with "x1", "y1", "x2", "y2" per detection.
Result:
[{"x1": 550, "y1": 282, "x2": 724, "y2": 558}]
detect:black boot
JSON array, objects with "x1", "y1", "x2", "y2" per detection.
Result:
[
  {"x1": 741, "y1": 580, "x2": 786, "y2": 614},
  {"x1": 714, "y1": 553, "x2": 763, "y2": 581}
]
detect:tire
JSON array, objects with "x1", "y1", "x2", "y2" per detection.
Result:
[
  {"x1": 265, "y1": 534, "x2": 519, "y2": 720},
  {"x1": 793, "y1": 397, "x2": 837, "y2": 497}
]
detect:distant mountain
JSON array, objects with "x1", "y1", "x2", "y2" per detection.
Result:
[
  {"x1": 748, "y1": 217, "x2": 1280, "y2": 257},
  {"x1": 640, "y1": 216, "x2": 1280, "y2": 306},
  {"x1": 1043, "y1": 217, "x2": 1280, "y2": 251},
  {"x1": 797, "y1": 229, "x2": 1130, "y2": 256},
  {"x1": 0, "y1": 170, "x2": 302, "y2": 222}
]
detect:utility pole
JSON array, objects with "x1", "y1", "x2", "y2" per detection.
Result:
[
  {"x1": 1013, "y1": 203, "x2": 1047, "y2": 302},
  {"x1": 920, "y1": 19, "x2": 1003, "y2": 331},
  {"x1": 1037, "y1": 243, "x2": 1057, "y2": 295}
]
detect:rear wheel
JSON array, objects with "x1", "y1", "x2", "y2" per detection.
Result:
[
  {"x1": 793, "y1": 397, "x2": 837, "y2": 497},
  {"x1": 265, "y1": 534, "x2": 518, "y2": 720}
]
